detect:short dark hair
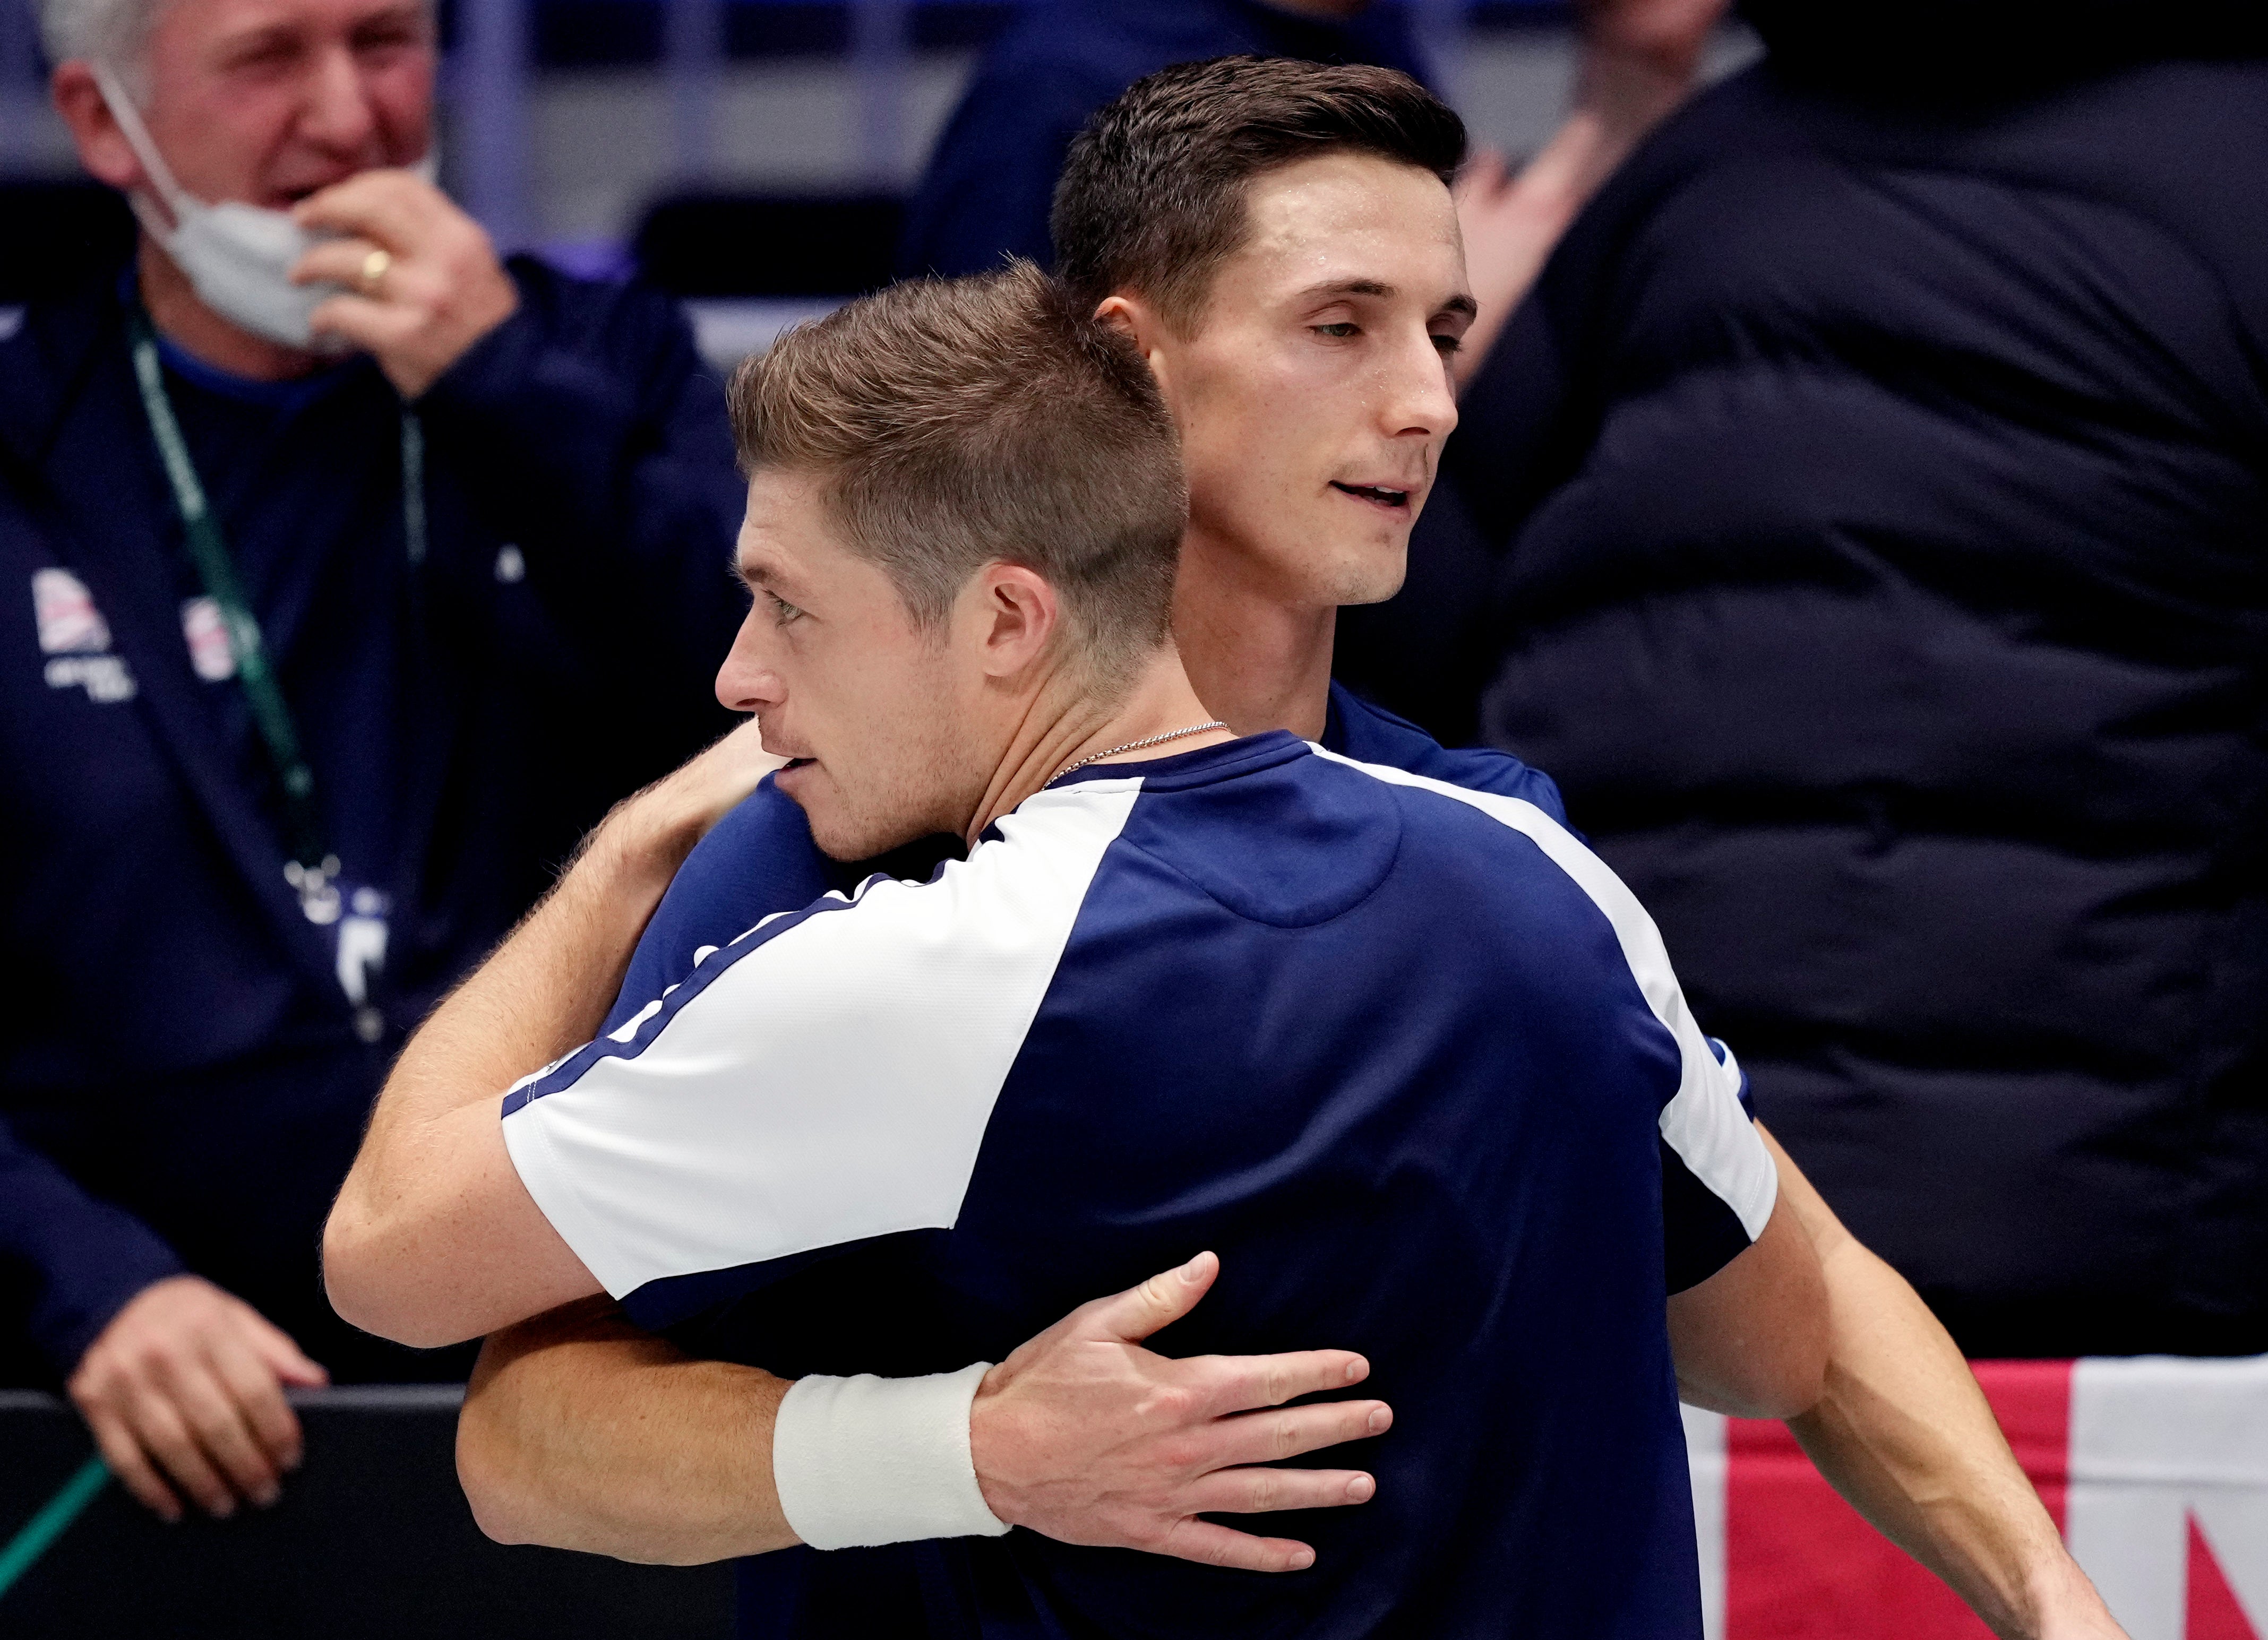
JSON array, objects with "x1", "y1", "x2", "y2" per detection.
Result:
[
  {"x1": 1052, "y1": 55, "x2": 1467, "y2": 328},
  {"x1": 726, "y1": 260, "x2": 1187, "y2": 684}
]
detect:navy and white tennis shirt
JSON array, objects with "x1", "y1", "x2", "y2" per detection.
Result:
[{"x1": 501, "y1": 692, "x2": 1774, "y2": 1639}]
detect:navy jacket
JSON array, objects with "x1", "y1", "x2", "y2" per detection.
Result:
[
  {"x1": 897, "y1": 0, "x2": 1428, "y2": 279},
  {"x1": 1438, "y1": 46, "x2": 2268, "y2": 1356},
  {"x1": 0, "y1": 260, "x2": 744, "y2": 1382}
]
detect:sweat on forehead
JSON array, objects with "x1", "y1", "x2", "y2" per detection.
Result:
[{"x1": 1051, "y1": 54, "x2": 1466, "y2": 330}]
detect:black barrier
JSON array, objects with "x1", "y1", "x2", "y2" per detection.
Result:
[{"x1": 0, "y1": 1387, "x2": 732, "y2": 1639}]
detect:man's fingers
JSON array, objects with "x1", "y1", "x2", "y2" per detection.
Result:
[
  {"x1": 290, "y1": 235, "x2": 388, "y2": 289},
  {"x1": 207, "y1": 1332, "x2": 306, "y2": 1474},
  {"x1": 1206, "y1": 1398, "x2": 1391, "y2": 1469},
  {"x1": 1189, "y1": 1348, "x2": 1370, "y2": 1418},
  {"x1": 1455, "y1": 145, "x2": 1513, "y2": 199},
  {"x1": 123, "y1": 1391, "x2": 236, "y2": 1517},
  {"x1": 1086, "y1": 1250, "x2": 1218, "y2": 1344},
  {"x1": 240, "y1": 1309, "x2": 329, "y2": 1388},
  {"x1": 293, "y1": 169, "x2": 443, "y2": 248},
  {"x1": 1184, "y1": 1465, "x2": 1378, "y2": 1517},
  {"x1": 81, "y1": 1404, "x2": 181, "y2": 1523},
  {"x1": 159, "y1": 1358, "x2": 281, "y2": 1507},
  {"x1": 1154, "y1": 1517, "x2": 1318, "y2": 1574}
]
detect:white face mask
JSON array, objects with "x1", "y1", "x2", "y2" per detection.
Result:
[{"x1": 94, "y1": 61, "x2": 436, "y2": 351}]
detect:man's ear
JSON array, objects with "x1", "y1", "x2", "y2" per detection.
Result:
[
  {"x1": 50, "y1": 62, "x2": 143, "y2": 192},
  {"x1": 1093, "y1": 295, "x2": 1175, "y2": 401},
  {"x1": 967, "y1": 563, "x2": 1062, "y2": 681}
]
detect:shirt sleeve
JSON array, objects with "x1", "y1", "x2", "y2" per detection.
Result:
[
  {"x1": 501, "y1": 785, "x2": 1135, "y2": 1331},
  {"x1": 1659, "y1": 1037, "x2": 1773, "y2": 1293},
  {"x1": 601, "y1": 779, "x2": 834, "y2": 1038}
]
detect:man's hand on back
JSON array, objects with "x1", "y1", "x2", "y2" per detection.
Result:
[
  {"x1": 972, "y1": 1251, "x2": 1391, "y2": 1574},
  {"x1": 291, "y1": 170, "x2": 522, "y2": 401},
  {"x1": 67, "y1": 1275, "x2": 329, "y2": 1522}
]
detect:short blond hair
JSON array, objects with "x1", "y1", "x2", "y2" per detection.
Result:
[{"x1": 728, "y1": 261, "x2": 1186, "y2": 685}]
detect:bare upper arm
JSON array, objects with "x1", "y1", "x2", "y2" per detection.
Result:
[
  {"x1": 324, "y1": 1099, "x2": 602, "y2": 1349},
  {"x1": 1666, "y1": 1153, "x2": 1831, "y2": 1419}
]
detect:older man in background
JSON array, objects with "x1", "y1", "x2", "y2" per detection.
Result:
[{"x1": 1, "y1": 0, "x2": 745, "y2": 1522}]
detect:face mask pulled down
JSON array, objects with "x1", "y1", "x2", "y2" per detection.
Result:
[{"x1": 94, "y1": 62, "x2": 433, "y2": 351}]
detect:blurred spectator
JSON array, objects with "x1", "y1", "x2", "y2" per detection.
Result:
[
  {"x1": 899, "y1": 0, "x2": 1432, "y2": 278},
  {"x1": 1406, "y1": 0, "x2": 2268, "y2": 1357},
  {"x1": 1, "y1": 0, "x2": 741, "y2": 1521}
]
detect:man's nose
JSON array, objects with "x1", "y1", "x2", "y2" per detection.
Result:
[
  {"x1": 297, "y1": 45, "x2": 381, "y2": 157},
  {"x1": 714, "y1": 615, "x2": 786, "y2": 714},
  {"x1": 1379, "y1": 325, "x2": 1460, "y2": 444}
]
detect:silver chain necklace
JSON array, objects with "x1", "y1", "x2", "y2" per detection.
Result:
[{"x1": 1053, "y1": 720, "x2": 1228, "y2": 783}]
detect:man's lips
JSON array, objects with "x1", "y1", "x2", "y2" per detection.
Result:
[{"x1": 1330, "y1": 480, "x2": 1415, "y2": 511}]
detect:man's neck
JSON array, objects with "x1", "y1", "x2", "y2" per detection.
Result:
[
  {"x1": 136, "y1": 234, "x2": 323, "y2": 382},
  {"x1": 1171, "y1": 527, "x2": 1336, "y2": 743},
  {"x1": 965, "y1": 648, "x2": 1234, "y2": 843}
]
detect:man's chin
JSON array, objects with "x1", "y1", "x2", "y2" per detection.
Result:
[
  {"x1": 784, "y1": 783, "x2": 931, "y2": 865},
  {"x1": 1316, "y1": 539, "x2": 1410, "y2": 609}
]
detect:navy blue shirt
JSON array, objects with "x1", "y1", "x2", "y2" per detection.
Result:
[
  {"x1": 513, "y1": 729, "x2": 1772, "y2": 1638},
  {"x1": 0, "y1": 259, "x2": 745, "y2": 1382},
  {"x1": 898, "y1": 0, "x2": 1431, "y2": 279},
  {"x1": 587, "y1": 686, "x2": 1771, "y2": 1639}
]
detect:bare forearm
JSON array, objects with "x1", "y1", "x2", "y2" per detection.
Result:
[
  {"x1": 366, "y1": 816, "x2": 682, "y2": 1169},
  {"x1": 322, "y1": 815, "x2": 682, "y2": 1332},
  {"x1": 339, "y1": 720, "x2": 776, "y2": 1230},
  {"x1": 459, "y1": 1299, "x2": 796, "y2": 1565},
  {"x1": 1788, "y1": 1239, "x2": 2062, "y2": 1634},
  {"x1": 1765, "y1": 1132, "x2": 2117, "y2": 1639}
]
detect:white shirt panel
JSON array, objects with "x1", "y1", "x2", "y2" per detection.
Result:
[{"x1": 502, "y1": 782, "x2": 1140, "y2": 1299}]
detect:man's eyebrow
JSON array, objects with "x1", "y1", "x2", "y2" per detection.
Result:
[
  {"x1": 1293, "y1": 279, "x2": 1479, "y2": 320},
  {"x1": 1294, "y1": 278, "x2": 1396, "y2": 304},
  {"x1": 214, "y1": 21, "x2": 301, "y2": 54},
  {"x1": 354, "y1": 5, "x2": 432, "y2": 30}
]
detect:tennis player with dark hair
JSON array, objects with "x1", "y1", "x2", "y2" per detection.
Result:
[{"x1": 354, "y1": 56, "x2": 2119, "y2": 1640}]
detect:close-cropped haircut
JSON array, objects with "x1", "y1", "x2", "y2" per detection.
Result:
[
  {"x1": 1052, "y1": 55, "x2": 1467, "y2": 329},
  {"x1": 727, "y1": 260, "x2": 1187, "y2": 684}
]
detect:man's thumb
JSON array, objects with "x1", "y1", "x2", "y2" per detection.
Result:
[{"x1": 1095, "y1": 1251, "x2": 1218, "y2": 1344}]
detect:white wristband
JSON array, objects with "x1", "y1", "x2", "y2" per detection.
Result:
[{"x1": 772, "y1": 1363, "x2": 1012, "y2": 1550}]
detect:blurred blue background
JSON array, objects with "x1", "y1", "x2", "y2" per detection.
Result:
[{"x1": 0, "y1": 2, "x2": 1654, "y2": 257}]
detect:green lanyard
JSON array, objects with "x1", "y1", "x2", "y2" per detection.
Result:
[{"x1": 126, "y1": 307, "x2": 426, "y2": 923}]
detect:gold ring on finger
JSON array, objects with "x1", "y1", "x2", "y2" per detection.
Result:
[{"x1": 359, "y1": 247, "x2": 392, "y2": 298}]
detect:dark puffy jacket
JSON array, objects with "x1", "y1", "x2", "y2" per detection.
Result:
[{"x1": 1436, "y1": 33, "x2": 2268, "y2": 1357}]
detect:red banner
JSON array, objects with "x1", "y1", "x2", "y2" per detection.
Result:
[{"x1": 1686, "y1": 1358, "x2": 2268, "y2": 1640}]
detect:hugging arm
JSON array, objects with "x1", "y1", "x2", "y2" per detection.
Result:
[
  {"x1": 325, "y1": 720, "x2": 1385, "y2": 1568},
  {"x1": 322, "y1": 720, "x2": 784, "y2": 1348},
  {"x1": 460, "y1": 1251, "x2": 1390, "y2": 1572},
  {"x1": 1742, "y1": 1132, "x2": 2127, "y2": 1640}
]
